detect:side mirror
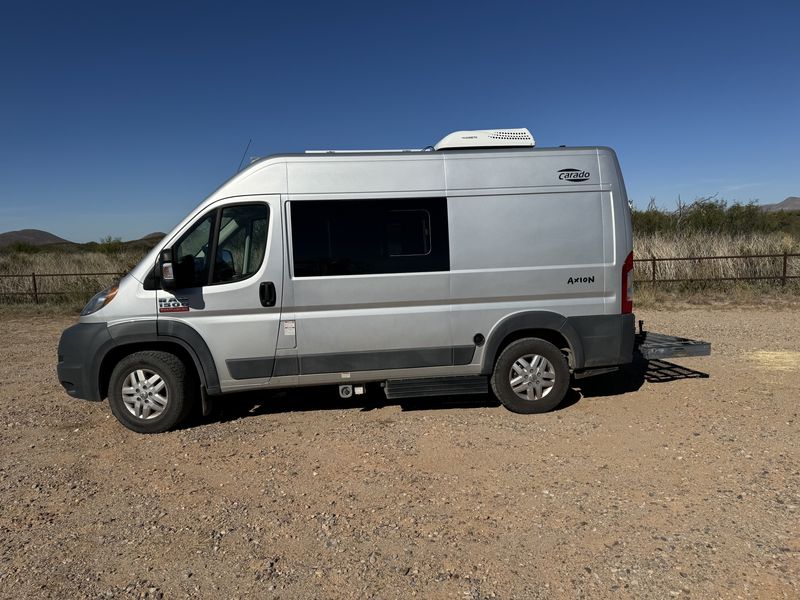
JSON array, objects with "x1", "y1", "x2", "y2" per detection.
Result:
[{"x1": 159, "y1": 248, "x2": 176, "y2": 290}]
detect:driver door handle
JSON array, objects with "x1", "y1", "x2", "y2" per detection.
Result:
[{"x1": 259, "y1": 282, "x2": 276, "y2": 307}]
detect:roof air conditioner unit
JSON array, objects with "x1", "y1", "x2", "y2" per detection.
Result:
[{"x1": 434, "y1": 128, "x2": 534, "y2": 151}]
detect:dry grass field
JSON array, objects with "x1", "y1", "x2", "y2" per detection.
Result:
[
  {"x1": 0, "y1": 249, "x2": 143, "y2": 304},
  {"x1": 634, "y1": 232, "x2": 800, "y2": 283},
  {"x1": 0, "y1": 249, "x2": 143, "y2": 275},
  {"x1": 1, "y1": 233, "x2": 799, "y2": 307}
]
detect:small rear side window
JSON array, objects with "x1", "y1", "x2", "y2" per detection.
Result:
[
  {"x1": 291, "y1": 198, "x2": 449, "y2": 277},
  {"x1": 387, "y1": 209, "x2": 431, "y2": 256}
]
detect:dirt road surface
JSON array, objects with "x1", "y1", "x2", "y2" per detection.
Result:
[{"x1": 0, "y1": 308, "x2": 797, "y2": 599}]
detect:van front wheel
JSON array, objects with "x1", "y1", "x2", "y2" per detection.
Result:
[
  {"x1": 108, "y1": 351, "x2": 195, "y2": 433},
  {"x1": 491, "y1": 338, "x2": 570, "y2": 414}
]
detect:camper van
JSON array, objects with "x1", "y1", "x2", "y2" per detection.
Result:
[{"x1": 57, "y1": 128, "x2": 709, "y2": 433}]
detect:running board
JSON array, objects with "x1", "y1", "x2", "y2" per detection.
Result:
[{"x1": 384, "y1": 376, "x2": 488, "y2": 400}]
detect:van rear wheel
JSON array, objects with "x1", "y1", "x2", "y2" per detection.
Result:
[
  {"x1": 108, "y1": 351, "x2": 195, "y2": 433},
  {"x1": 491, "y1": 338, "x2": 570, "y2": 414}
]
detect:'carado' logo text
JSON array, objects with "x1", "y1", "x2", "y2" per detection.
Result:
[{"x1": 558, "y1": 168, "x2": 590, "y2": 182}]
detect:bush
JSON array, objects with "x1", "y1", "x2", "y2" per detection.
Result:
[
  {"x1": 633, "y1": 197, "x2": 800, "y2": 237},
  {"x1": 96, "y1": 235, "x2": 124, "y2": 255},
  {"x1": 2, "y1": 242, "x2": 41, "y2": 254}
]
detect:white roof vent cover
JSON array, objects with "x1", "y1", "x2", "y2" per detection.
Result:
[{"x1": 434, "y1": 128, "x2": 534, "y2": 150}]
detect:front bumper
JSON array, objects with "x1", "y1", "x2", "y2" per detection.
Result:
[{"x1": 57, "y1": 322, "x2": 110, "y2": 401}]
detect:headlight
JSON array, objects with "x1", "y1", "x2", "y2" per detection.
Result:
[{"x1": 81, "y1": 285, "x2": 118, "y2": 316}]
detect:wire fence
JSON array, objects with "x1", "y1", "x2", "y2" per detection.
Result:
[
  {"x1": 0, "y1": 252, "x2": 798, "y2": 304},
  {"x1": 633, "y1": 252, "x2": 800, "y2": 285},
  {"x1": 0, "y1": 272, "x2": 125, "y2": 304}
]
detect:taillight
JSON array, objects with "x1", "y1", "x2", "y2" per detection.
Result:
[{"x1": 622, "y1": 251, "x2": 634, "y2": 314}]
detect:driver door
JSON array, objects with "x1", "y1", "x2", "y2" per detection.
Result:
[{"x1": 156, "y1": 195, "x2": 283, "y2": 391}]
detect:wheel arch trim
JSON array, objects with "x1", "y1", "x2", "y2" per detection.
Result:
[
  {"x1": 94, "y1": 320, "x2": 221, "y2": 399},
  {"x1": 479, "y1": 310, "x2": 586, "y2": 375}
]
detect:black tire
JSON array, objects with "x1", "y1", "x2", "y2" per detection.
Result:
[
  {"x1": 490, "y1": 338, "x2": 570, "y2": 414},
  {"x1": 108, "y1": 351, "x2": 196, "y2": 433}
]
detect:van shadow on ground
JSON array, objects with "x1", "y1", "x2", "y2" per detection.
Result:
[
  {"x1": 575, "y1": 356, "x2": 708, "y2": 399},
  {"x1": 193, "y1": 358, "x2": 709, "y2": 427}
]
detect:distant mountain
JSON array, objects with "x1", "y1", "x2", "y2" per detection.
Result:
[
  {"x1": 0, "y1": 229, "x2": 167, "y2": 250},
  {"x1": 759, "y1": 197, "x2": 800, "y2": 212},
  {"x1": 0, "y1": 229, "x2": 71, "y2": 248}
]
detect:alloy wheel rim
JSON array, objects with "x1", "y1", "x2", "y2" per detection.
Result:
[
  {"x1": 122, "y1": 369, "x2": 168, "y2": 420},
  {"x1": 509, "y1": 354, "x2": 556, "y2": 401}
]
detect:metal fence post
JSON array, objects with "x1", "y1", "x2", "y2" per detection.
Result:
[
  {"x1": 651, "y1": 256, "x2": 656, "y2": 286},
  {"x1": 31, "y1": 272, "x2": 39, "y2": 304},
  {"x1": 782, "y1": 251, "x2": 788, "y2": 287}
]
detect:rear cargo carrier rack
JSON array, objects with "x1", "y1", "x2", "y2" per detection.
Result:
[{"x1": 634, "y1": 321, "x2": 711, "y2": 360}]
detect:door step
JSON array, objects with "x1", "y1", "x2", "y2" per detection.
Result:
[{"x1": 383, "y1": 375, "x2": 488, "y2": 400}]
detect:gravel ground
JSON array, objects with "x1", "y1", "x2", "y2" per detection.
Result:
[{"x1": 0, "y1": 308, "x2": 797, "y2": 599}]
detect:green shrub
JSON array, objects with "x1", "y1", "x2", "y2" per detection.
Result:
[
  {"x1": 633, "y1": 197, "x2": 800, "y2": 237},
  {"x1": 97, "y1": 235, "x2": 124, "y2": 255},
  {"x1": 2, "y1": 242, "x2": 41, "y2": 254}
]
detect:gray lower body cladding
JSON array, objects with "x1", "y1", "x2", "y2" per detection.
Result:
[
  {"x1": 568, "y1": 313, "x2": 635, "y2": 369},
  {"x1": 226, "y1": 346, "x2": 476, "y2": 380},
  {"x1": 225, "y1": 315, "x2": 634, "y2": 383},
  {"x1": 57, "y1": 320, "x2": 222, "y2": 402},
  {"x1": 479, "y1": 312, "x2": 635, "y2": 375},
  {"x1": 57, "y1": 313, "x2": 634, "y2": 402},
  {"x1": 57, "y1": 323, "x2": 111, "y2": 401}
]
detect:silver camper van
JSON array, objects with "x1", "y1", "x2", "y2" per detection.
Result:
[{"x1": 57, "y1": 128, "x2": 709, "y2": 433}]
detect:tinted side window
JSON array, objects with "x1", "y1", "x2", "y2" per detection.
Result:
[{"x1": 291, "y1": 198, "x2": 449, "y2": 277}]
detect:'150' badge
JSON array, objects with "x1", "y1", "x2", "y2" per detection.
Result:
[{"x1": 159, "y1": 297, "x2": 189, "y2": 313}]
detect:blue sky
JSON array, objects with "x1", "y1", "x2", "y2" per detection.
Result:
[{"x1": 0, "y1": 0, "x2": 798, "y2": 242}]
